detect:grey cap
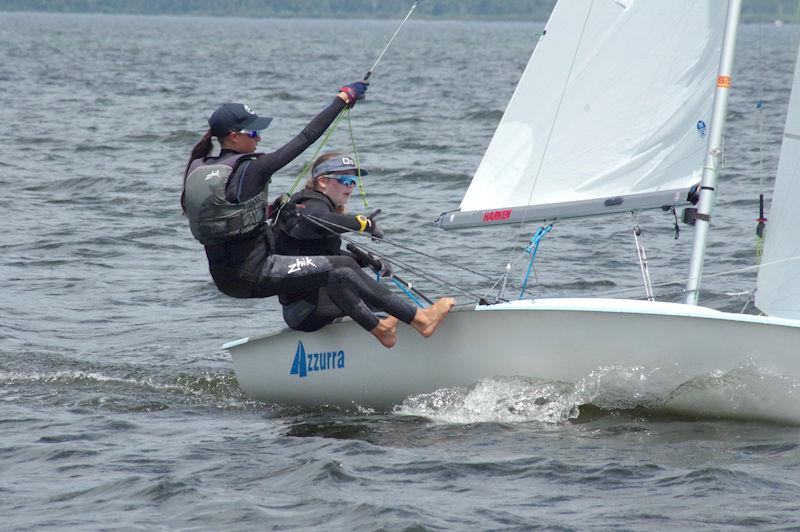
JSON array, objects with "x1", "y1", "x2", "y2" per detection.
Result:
[
  {"x1": 312, "y1": 155, "x2": 369, "y2": 178},
  {"x1": 208, "y1": 103, "x2": 273, "y2": 138}
]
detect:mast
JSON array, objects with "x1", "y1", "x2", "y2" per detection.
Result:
[{"x1": 683, "y1": 0, "x2": 743, "y2": 306}]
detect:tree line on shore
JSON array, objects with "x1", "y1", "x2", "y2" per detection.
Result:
[{"x1": 2, "y1": 0, "x2": 799, "y2": 22}]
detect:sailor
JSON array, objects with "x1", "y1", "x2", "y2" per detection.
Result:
[
  {"x1": 181, "y1": 83, "x2": 370, "y2": 298},
  {"x1": 275, "y1": 151, "x2": 455, "y2": 347}
]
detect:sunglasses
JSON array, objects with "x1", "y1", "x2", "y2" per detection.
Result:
[
  {"x1": 327, "y1": 174, "x2": 358, "y2": 187},
  {"x1": 234, "y1": 129, "x2": 260, "y2": 139}
]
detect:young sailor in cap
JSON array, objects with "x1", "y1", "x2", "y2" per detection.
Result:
[{"x1": 275, "y1": 151, "x2": 455, "y2": 347}]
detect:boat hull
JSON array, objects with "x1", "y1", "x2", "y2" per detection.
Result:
[{"x1": 224, "y1": 299, "x2": 800, "y2": 409}]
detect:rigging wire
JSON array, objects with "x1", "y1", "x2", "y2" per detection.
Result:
[
  {"x1": 297, "y1": 213, "x2": 489, "y2": 301},
  {"x1": 297, "y1": 212, "x2": 557, "y2": 303},
  {"x1": 755, "y1": 19, "x2": 767, "y2": 262},
  {"x1": 631, "y1": 212, "x2": 655, "y2": 301},
  {"x1": 504, "y1": 1, "x2": 595, "y2": 266},
  {"x1": 286, "y1": 108, "x2": 350, "y2": 197},
  {"x1": 284, "y1": 0, "x2": 421, "y2": 199},
  {"x1": 575, "y1": 254, "x2": 800, "y2": 301},
  {"x1": 364, "y1": 1, "x2": 420, "y2": 81},
  {"x1": 296, "y1": 209, "x2": 800, "y2": 305}
]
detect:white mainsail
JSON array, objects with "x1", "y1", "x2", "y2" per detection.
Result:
[
  {"x1": 442, "y1": 0, "x2": 728, "y2": 228},
  {"x1": 755, "y1": 43, "x2": 800, "y2": 319}
]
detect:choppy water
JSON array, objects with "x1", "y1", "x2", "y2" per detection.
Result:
[{"x1": 2, "y1": 11, "x2": 800, "y2": 530}]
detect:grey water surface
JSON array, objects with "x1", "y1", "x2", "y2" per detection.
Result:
[{"x1": 2, "y1": 12, "x2": 800, "y2": 530}]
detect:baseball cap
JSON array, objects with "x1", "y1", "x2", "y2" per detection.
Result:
[{"x1": 208, "y1": 103, "x2": 273, "y2": 138}]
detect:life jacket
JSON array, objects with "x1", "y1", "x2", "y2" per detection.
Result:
[
  {"x1": 183, "y1": 153, "x2": 268, "y2": 246},
  {"x1": 276, "y1": 189, "x2": 342, "y2": 256}
]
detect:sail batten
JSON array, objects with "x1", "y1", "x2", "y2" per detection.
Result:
[{"x1": 444, "y1": 0, "x2": 727, "y2": 229}]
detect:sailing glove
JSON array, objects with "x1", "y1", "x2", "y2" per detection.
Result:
[
  {"x1": 366, "y1": 209, "x2": 383, "y2": 239},
  {"x1": 375, "y1": 259, "x2": 393, "y2": 278},
  {"x1": 367, "y1": 219, "x2": 383, "y2": 240},
  {"x1": 267, "y1": 194, "x2": 288, "y2": 220},
  {"x1": 339, "y1": 81, "x2": 369, "y2": 107}
]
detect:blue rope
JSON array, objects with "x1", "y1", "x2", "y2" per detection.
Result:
[
  {"x1": 375, "y1": 271, "x2": 426, "y2": 308},
  {"x1": 391, "y1": 277, "x2": 426, "y2": 308},
  {"x1": 519, "y1": 224, "x2": 553, "y2": 299}
]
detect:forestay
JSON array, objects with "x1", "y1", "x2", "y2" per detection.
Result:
[
  {"x1": 440, "y1": 0, "x2": 728, "y2": 229},
  {"x1": 755, "y1": 42, "x2": 800, "y2": 319}
]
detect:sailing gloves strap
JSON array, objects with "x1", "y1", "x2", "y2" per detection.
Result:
[{"x1": 339, "y1": 81, "x2": 369, "y2": 107}]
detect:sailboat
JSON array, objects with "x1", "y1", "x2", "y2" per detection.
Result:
[{"x1": 224, "y1": 0, "x2": 800, "y2": 412}]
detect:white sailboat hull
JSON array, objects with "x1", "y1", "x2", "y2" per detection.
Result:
[{"x1": 224, "y1": 299, "x2": 800, "y2": 410}]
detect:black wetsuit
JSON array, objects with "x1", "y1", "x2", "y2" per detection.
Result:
[
  {"x1": 200, "y1": 98, "x2": 356, "y2": 299},
  {"x1": 276, "y1": 189, "x2": 417, "y2": 332}
]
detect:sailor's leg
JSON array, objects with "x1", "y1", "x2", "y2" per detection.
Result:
[
  {"x1": 327, "y1": 260, "x2": 455, "y2": 338},
  {"x1": 285, "y1": 288, "x2": 347, "y2": 332},
  {"x1": 256, "y1": 254, "x2": 334, "y2": 296}
]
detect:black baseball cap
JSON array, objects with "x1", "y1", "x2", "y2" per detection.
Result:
[{"x1": 208, "y1": 103, "x2": 273, "y2": 138}]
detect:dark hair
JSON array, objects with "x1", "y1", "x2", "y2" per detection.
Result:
[{"x1": 180, "y1": 129, "x2": 213, "y2": 214}]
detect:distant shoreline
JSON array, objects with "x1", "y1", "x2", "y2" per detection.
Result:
[
  {"x1": 1, "y1": 2, "x2": 799, "y2": 24},
  {"x1": 1, "y1": 9, "x2": 547, "y2": 22}
]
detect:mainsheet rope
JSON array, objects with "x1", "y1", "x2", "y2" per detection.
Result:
[
  {"x1": 297, "y1": 213, "x2": 501, "y2": 301},
  {"x1": 286, "y1": 107, "x2": 368, "y2": 207},
  {"x1": 296, "y1": 211, "x2": 800, "y2": 305}
]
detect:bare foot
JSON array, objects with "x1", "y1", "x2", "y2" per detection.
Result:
[
  {"x1": 370, "y1": 316, "x2": 399, "y2": 348},
  {"x1": 410, "y1": 297, "x2": 456, "y2": 337}
]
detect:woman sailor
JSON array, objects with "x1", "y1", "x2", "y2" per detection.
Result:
[
  {"x1": 275, "y1": 151, "x2": 455, "y2": 347},
  {"x1": 181, "y1": 84, "x2": 368, "y2": 296}
]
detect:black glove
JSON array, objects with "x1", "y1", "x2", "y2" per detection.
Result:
[
  {"x1": 367, "y1": 209, "x2": 383, "y2": 239},
  {"x1": 375, "y1": 259, "x2": 393, "y2": 278},
  {"x1": 367, "y1": 219, "x2": 383, "y2": 240},
  {"x1": 339, "y1": 80, "x2": 369, "y2": 107},
  {"x1": 268, "y1": 193, "x2": 292, "y2": 220}
]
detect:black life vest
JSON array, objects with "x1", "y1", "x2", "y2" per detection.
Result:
[
  {"x1": 276, "y1": 189, "x2": 342, "y2": 256},
  {"x1": 184, "y1": 152, "x2": 268, "y2": 246}
]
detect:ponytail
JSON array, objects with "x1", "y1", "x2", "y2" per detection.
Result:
[{"x1": 180, "y1": 130, "x2": 213, "y2": 214}]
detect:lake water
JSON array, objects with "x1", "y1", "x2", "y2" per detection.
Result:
[{"x1": 2, "y1": 11, "x2": 800, "y2": 530}]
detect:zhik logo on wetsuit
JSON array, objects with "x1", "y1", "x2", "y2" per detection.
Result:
[
  {"x1": 289, "y1": 340, "x2": 345, "y2": 378},
  {"x1": 287, "y1": 257, "x2": 316, "y2": 274}
]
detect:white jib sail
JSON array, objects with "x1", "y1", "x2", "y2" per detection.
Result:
[
  {"x1": 459, "y1": 0, "x2": 728, "y2": 217},
  {"x1": 755, "y1": 43, "x2": 800, "y2": 319}
]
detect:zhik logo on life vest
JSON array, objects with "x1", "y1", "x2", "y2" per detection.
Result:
[
  {"x1": 205, "y1": 169, "x2": 221, "y2": 181},
  {"x1": 288, "y1": 257, "x2": 316, "y2": 274},
  {"x1": 289, "y1": 340, "x2": 345, "y2": 378}
]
